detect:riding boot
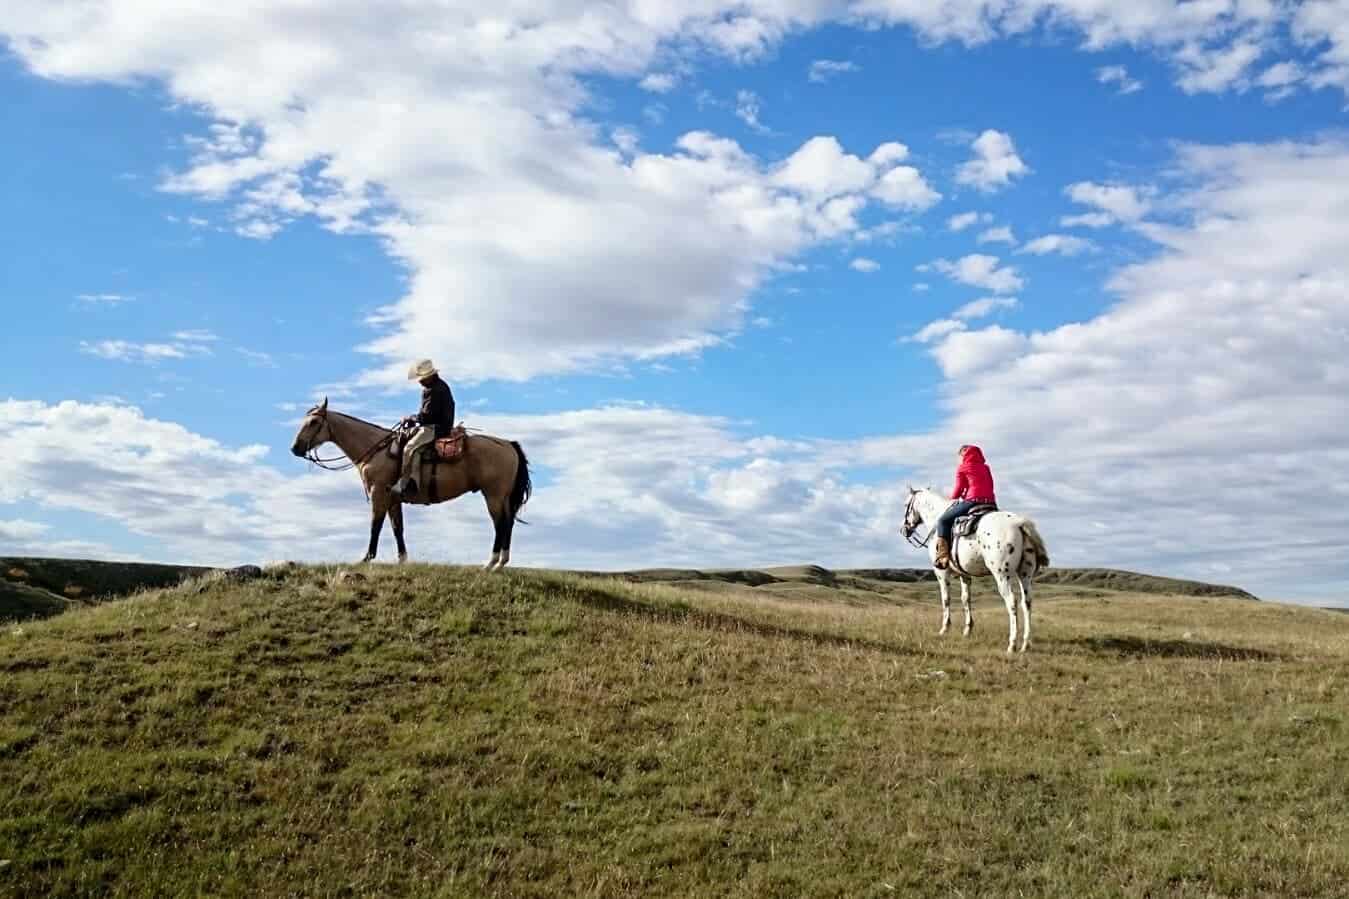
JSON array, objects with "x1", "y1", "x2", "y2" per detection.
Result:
[
  {"x1": 392, "y1": 477, "x2": 419, "y2": 498},
  {"x1": 934, "y1": 537, "x2": 952, "y2": 570}
]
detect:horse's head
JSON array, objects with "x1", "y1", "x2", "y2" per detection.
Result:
[
  {"x1": 290, "y1": 397, "x2": 332, "y2": 457},
  {"x1": 901, "y1": 486, "x2": 924, "y2": 539}
]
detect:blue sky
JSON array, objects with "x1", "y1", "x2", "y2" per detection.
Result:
[{"x1": 4, "y1": 2, "x2": 1349, "y2": 603}]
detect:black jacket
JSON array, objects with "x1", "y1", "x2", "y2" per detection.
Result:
[{"x1": 416, "y1": 375, "x2": 456, "y2": 438}]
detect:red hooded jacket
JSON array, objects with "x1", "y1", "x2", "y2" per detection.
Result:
[{"x1": 951, "y1": 446, "x2": 996, "y2": 504}]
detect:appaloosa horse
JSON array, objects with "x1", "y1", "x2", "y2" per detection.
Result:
[
  {"x1": 290, "y1": 399, "x2": 531, "y2": 570},
  {"x1": 902, "y1": 487, "x2": 1050, "y2": 653}
]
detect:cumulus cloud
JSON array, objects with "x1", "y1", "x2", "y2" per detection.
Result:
[
  {"x1": 1018, "y1": 233, "x2": 1095, "y2": 256},
  {"x1": 0, "y1": 399, "x2": 910, "y2": 572},
  {"x1": 639, "y1": 72, "x2": 679, "y2": 93},
  {"x1": 955, "y1": 130, "x2": 1029, "y2": 192},
  {"x1": 947, "y1": 211, "x2": 991, "y2": 231},
  {"x1": 889, "y1": 138, "x2": 1349, "y2": 597},
  {"x1": 976, "y1": 225, "x2": 1016, "y2": 245},
  {"x1": 9, "y1": 1, "x2": 1349, "y2": 391},
  {"x1": 1063, "y1": 181, "x2": 1153, "y2": 227},
  {"x1": 850, "y1": 258, "x2": 880, "y2": 272},
  {"x1": 931, "y1": 254, "x2": 1024, "y2": 293},
  {"x1": 954, "y1": 296, "x2": 1018, "y2": 319}
]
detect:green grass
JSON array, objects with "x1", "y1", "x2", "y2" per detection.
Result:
[{"x1": 1, "y1": 565, "x2": 1346, "y2": 897}]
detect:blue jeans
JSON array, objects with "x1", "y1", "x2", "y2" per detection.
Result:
[{"x1": 937, "y1": 500, "x2": 982, "y2": 541}]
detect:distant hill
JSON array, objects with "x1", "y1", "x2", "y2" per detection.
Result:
[
  {"x1": 592, "y1": 564, "x2": 1259, "y2": 600},
  {"x1": 2, "y1": 557, "x2": 1257, "y2": 624},
  {"x1": 1, "y1": 556, "x2": 210, "y2": 622}
]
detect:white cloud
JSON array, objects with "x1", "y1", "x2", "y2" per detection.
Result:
[
  {"x1": 912, "y1": 282, "x2": 930, "y2": 292},
  {"x1": 172, "y1": 330, "x2": 219, "y2": 343},
  {"x1": 0, "y1": 399, "x2": 907, "y2": 572},
  {"x1": 0, "y1": 519, "x2": 50, "y2": 541},
  {"x1": 1018, "y1": 233, "x2": 1094, "y2": 256},
  {"x1": 954, "y1": 296, "x2": 1018, "y2": 319},
  {"x1": 80, "y1": 341, "x2": 193, "y2": 364},
  {"x1": 808, "y1": 59, "x2": 859, "y2": 82},
  {"x1": 611, "y1": 126, "x2": 641, "y2": 156},
  {"x1": 1175, "y1": 39, "x2": 1264, "y2": 94},
  {"x1": 1096, "y1": 64, "x2": 1143, "y2": 94},
  {"x1": 734, "y1": 89, "x2": 770, "y2": 133},
  {"x1": 976, "y1": 225, "x2": 1016, "y2": 245},
  {"x1": 1063, "y1": 181, "x2": 1153, "y2": 226},
  {"x1": 908, "y1": 319, "x2": 965, "y2": 344},
  {"x1": 850, "y1": 257, "x2": 880, "y2": 272},
  {"x1": 947, "y1": 211, "x2": 991, "y2": 231},
  {"x1": 1060, "y1": 211, "x2": 1116, "y2": 229},
  {"x1": 639, "y1": 72, "x2": 678, "y2": 93},
  {"x1": 955, "y1": 130, "x2": 1029, "y2": 193},
  {"x1": 889, "y1": 137, "x2": 1349, "y2": 596},
  {"x1": 871, "y1": 166, "x2": 942, "y2": 211},
  {"x1": 10, "y1": 1, "x2": 1347, "y2": 391},
  {"x1": 931, "y1": 254, "x2": 1023, "y2": 293},
  {"x1": 929, "y1": 325, "x2": 1028, "y2": 377}
]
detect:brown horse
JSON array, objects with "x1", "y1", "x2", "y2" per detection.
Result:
[{"x1": 289, "y1": 399, "x2": 531, "y2": 569}]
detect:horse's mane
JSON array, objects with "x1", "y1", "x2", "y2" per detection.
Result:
[{"x1": 308, "y1": 405, "x2": 392, "y2": 433}]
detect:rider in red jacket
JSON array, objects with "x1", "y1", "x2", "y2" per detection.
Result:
[{"x1": 935, "y1": 444, "x2": 997, "y2": 570}]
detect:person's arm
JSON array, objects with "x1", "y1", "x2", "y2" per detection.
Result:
[
  {"x1": 950, "y1": 468, "x2": 968, "y2": 500},
  {"x1": 416, "y1": 387, "x2": 435, "y2": 426}
]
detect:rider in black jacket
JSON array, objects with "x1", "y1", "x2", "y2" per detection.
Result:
[{"x1": 392, "y1": 358, "x2": 456, "y2": 497}]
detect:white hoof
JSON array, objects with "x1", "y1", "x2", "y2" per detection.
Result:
[{"x1": 484, "y1": 552, "x2": 500, "y2": 570}]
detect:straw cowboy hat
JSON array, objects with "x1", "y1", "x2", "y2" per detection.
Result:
[{"x1": 407, "y1": 359, "x2": 438, "y2": 381}]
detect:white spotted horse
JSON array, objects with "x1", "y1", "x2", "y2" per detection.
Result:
[{"x1": 902, "y1": 487, "x2": 1050, "y2": 653}]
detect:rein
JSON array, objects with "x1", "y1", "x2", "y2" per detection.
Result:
[
  {"x1": 302, "y1": 410, "x2": 404, "y2": 473},
  {"x1": 902, "y1": 493, "x2": 937, "y2": 550}
]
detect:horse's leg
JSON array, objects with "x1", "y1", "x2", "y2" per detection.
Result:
[
  {"x1": 960, "y1": 576, "x2": 974, "y2": 636},
  {"x1": 483, "y1": 493, "x2": 508, "y2": 571},
  {"x1": 497, "y1": 507, "x2": 516, "y2": 569},
  {"x1": 388, "y1": 501, "x2": 408, "y2": 563},
  {"x1": 363, "y1": 492, "x2": 388, "y2": 563},
  {"x1": 1017, "y1": 576, "x2": 1033, "y2": 653},
  {"x1": 935, "y1": 568, "x2": 952, "y2": 636},
  {"x1": 992, "y1": 571, "x2": 1018, "y2": 654}
]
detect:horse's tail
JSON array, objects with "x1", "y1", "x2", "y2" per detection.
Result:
[
  {"x1": 508, "y1": 441, "x2": 532, "y2": 524},
  {"x1": 1018, "y1": 517, "x2": 1050, "y2": 571}
]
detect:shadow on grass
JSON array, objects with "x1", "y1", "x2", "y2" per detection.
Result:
[
  {"x1": 565, "y1": 581, "x2": 922, "y2": 658},
  {"x1": 1069, "y1": 635, "x2": 1281, "y2": 662}
]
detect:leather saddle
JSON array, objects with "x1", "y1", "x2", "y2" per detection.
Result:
[
  {"x1": 952, "y1": 503, "x2": 998, "y2": 537},
  {"x1": 395, "y1": 425, "x2": 468, "y2": 465}
]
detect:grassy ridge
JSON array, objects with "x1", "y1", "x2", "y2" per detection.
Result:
[{"x1": 1, "y1": 565, "x2": 1346, "y2": 897}]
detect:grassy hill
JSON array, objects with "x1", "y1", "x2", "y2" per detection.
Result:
[{"x1": 2, "y1": 565, "x2": 1346, "y2": 897}]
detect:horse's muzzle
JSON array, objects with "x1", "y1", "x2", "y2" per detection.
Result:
[{"x1": 290, "y1": 443, "x2": 306, "y2": 458}]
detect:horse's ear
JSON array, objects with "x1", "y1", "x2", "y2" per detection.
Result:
[
  {"x1": 906, "y1": 484, "x2": 915, "y2": 495},
  {"x1": 319, "y1": 396, "x2": 328, "y2": 412}
]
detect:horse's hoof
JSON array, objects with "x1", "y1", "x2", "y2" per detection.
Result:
[{"x1": 397, "y1": 555, "x2": 408, "y2": 565}]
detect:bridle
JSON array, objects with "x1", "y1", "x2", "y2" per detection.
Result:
[
  {"x1": 902, "y1": 492, "x2": 936, "y2": 550},
  {"x1": 299, "y1": 406, "x2": 404, "y2": 473}
]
